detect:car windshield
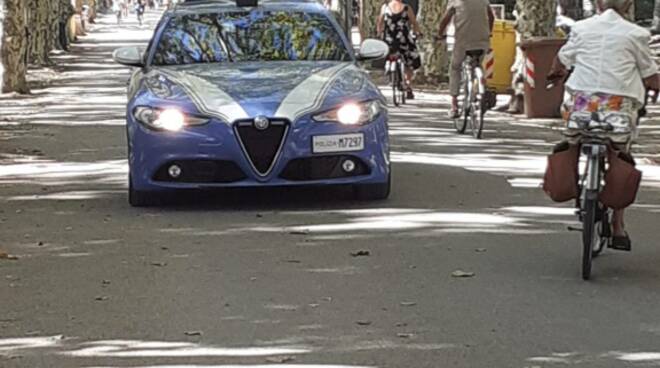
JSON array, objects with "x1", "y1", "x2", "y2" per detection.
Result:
[{"x1": 152, "y1": 10, "x2": 351, "y2": 65}]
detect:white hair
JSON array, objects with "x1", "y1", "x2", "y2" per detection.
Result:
[{"x1": 601, "y1": 0, "x2": 632, "y2": 11}]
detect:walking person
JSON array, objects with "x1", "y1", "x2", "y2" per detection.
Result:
[
  {"x1": 135, "y1": 0, "x2": 145, "y2": 26},
  {"x1": 113, "y1": 0, "x2": 123, "y2": 25},
  {"x1": 438, "y1": 0, "x2": 495, "y2": 118},
  {"x1": 376, "y1": 0, "x2": 423, "y2": 99}
]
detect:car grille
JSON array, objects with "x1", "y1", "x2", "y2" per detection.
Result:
[
  {"x1": 234, "y1": 119, "x2": 288, "y2": 176},
  {"x1": 153, "y1": 160, "x2": 246, "y2": 183},
  {"x1": 279, "y1": 155, "x2": 370, "y2": 181}
]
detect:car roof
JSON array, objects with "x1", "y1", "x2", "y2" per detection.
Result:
[{"x1": 171, "y1": 0, "x2": 327, "y2": 14}]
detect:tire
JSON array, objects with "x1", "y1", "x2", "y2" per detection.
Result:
[
  {"x1": 454, "y1": 76, "x2": 469, "y2": 134},
  {"x1": 592, "y1": 205, "x2": 610, "y2": 258},
  {"x1": 399, "y1": 63, "x2": 406, "y2": 105},
  {"x1": 391, "y1": 72, "x2": 400, "y2": 107},
  {"x1": 582, "y1": 191, "x2": 598, "y2": 280},
  {"x1": 353, "y1": 173, "x2": 391, "y2": 201},
  {"x1": 128, "y1": 175, "x2": 158, "y2": 207},
  {"x1": 471, "y1": 95, "x2": 485, "y2": 139}
]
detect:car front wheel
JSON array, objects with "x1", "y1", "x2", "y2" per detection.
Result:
[
  {"x1": 129, "y1": 175, "x2": 158, "y2": 207},
  {"x1": 353, "y1": 173, "x2": 391, "y2": 201}
]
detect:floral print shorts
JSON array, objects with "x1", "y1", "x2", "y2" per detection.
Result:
[{"x1": 562, "y1": 91, "x2": 640, "y2": 151}]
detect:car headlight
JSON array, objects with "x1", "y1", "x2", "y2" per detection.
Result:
[
  {"x1": 312, "y1": 100, "x2": 382, "y2": 125},
  {"x1": 133, "y1": 106, "x2": 210, "y2": 131}
]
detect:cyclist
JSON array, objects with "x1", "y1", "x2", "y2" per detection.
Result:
[
  {"x1": 377, "y1": 0, "x2": 423, "y2": 99},
  {"x1": 438, "y1": 0, "x2": 494, "y2": 118},
  {"x1": 548, "y1": 0, "x2": 659, "y2": 251}
]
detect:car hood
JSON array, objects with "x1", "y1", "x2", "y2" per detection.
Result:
[{"x1": 138, "y1": 61, "x2": 383, "y2": 122}]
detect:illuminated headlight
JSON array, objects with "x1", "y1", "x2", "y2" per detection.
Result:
[
  {"x1": 133, "y1": 107, "x2": 209, "y2": 131},
  {"x1": 312, "y1": 100, "x2": 382, "y2": 125},
  {"x1": 604, "y1": 113, "x2": 632, "y2": 133}
]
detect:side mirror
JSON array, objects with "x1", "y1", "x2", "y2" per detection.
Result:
[
  {"x1": 113, "y1": 46, "x2": 145, "y2": 67},
  {"x1": 357, "y1": 39, "x2": 389, "y2": 61}
]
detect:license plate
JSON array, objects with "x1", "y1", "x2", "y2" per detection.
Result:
[{"x1": 312, "y1": 133, "x2": 365, "y2": 153}]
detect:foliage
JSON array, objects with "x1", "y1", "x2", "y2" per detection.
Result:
[{"x1": 154, "y1": 11, "x2": 350, "y2": 65}]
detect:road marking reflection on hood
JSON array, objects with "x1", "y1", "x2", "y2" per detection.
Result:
[
  {"x1": 156, "y1": 69, "x2": 249, "y2": 123},
  {"x1": 275, "y1": 63, "x2": 350, "y2": 122}
]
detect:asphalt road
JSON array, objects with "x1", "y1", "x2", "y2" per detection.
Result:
[{"x1": 2, "y1": 9, "x2": 660, "y2": 368}]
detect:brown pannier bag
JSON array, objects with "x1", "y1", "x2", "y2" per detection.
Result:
[
  {"x1": 543, "y1": 142, "x2": 579, "y2": 202},
  {"x1": 599, "y1": 148, "x2": 642, "y2": 210}
]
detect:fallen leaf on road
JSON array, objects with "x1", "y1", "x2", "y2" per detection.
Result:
[
  {"x1": 400, "y1": 301, "x2": 417, "y2": 307},
  {"x1": 184, "y1": 331, "x2": 203, "y2": 336},
  {"x1": 102, "y1": 280, "x2": 111, "y2": 285},
  {"x1": 266, "y1": 356, "x2": 295, "y2": 363},
  {"x1": 160, "y1": 246, "x2": 169, "y2": 251},
  {"x1": 397, "y1": 333, "x2": 414, "y2": 338},
  {"x1": 0, "y1": 252, "x2": 18, "y2": 260},
  {"x1": 95, "y1": 296, "x2": 109, "y2": 301},
  {"x1": 150, "y1": 261, "x2": 167, "y2": 267},
  {"x1": 356, "y1": 320, "x2": 372, "y2": 326},
  {"x1": 350, "y1": 250, "x2": 370, "y2": 257},
  {"x1": 452, "y1": 270, "x2": 476, "y2": 278},
  {"x1": 475, "y1": 248, "x2": 487, "y2": 253}
]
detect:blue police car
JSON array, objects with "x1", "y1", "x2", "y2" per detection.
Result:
[{"x1": 113, "y1": 0, "x2": 391, "y2": 206}]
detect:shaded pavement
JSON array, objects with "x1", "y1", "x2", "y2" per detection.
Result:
[{"x1": 2, "y1": 8, "x2": 660, "y2": 368}]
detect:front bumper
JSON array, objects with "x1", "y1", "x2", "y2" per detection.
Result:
[{"x1": 127, "y1": 113, "x2": 390, "y2": 191}]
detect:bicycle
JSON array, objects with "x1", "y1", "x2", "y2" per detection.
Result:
[
  {"x1": 385, "y1": 52, "x2": 406, "y2": 107},
  {"x1": 454, "y1": 49, "x2": 488, "y2": 139},
  {"x1": 563, "y1": 94, "x2": 651, "y2": 280}
]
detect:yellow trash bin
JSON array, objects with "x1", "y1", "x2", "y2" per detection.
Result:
[{"x1": 484, "y1": 20, "x2": 516, "y2": 94}]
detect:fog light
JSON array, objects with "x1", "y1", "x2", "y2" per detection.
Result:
[
  {"x1": 168, "y1": 164, "x2": 182, "y2": 178},
  {"x1": 342, "y1": 159, "x2": 356, "y2": 173}
]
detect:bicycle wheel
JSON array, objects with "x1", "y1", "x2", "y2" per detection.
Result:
[
  {"x1": 453, "y1": 71, "x2": 469, "y2": 134},
  {"x1": 582, "y1": 190, "x2": 598, "y2": 280},
  {"x1": 470, "y1": 94, "x2": 485, "y2": 139},
  {"x1": 399, "y1": 63, "x2": 406, "y2": 105},
  {"x1": 592, "y1": 207, "x2": 610, "y2": 258},
  {"x1": 391, "y1": 70, "x2": 400, "y2": 107}
]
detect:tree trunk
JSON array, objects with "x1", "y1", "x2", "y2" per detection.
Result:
[
  {"x1": 1, "y1": 0, "x2": 29, "y2": 93},
  {"x1": 359, "y1": 0, "x2": 381, "y2": 39},
  {"x1": 88, "y1": 0, "x2": 97, "y2": 23},
  {"x1": 417, "y1": 0, "x2": 448, "y2": 82},
  {"x1": 28, "y1": 0, "x2": 52, "y2": 66},
  {"x1": 515, "y1": 0, "x2": 557, "y2": 39}
]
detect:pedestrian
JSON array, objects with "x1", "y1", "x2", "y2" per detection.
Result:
[
  {"x1": 135, "y1": 0, "x2": 145, "y2": 26},
  {"x1": 438, "y1": 0, "x2": 495, "y2": 118},
  {"x1": 376, "y1": 0, "x2": 423, "y2": 99},
  {"x1": 112, "y1": 0, "x2": 123, "y2": 25}
]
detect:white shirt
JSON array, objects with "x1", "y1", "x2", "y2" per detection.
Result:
[{"x1": 559, "y1": 9, "x2": 658, "y2": 104}]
